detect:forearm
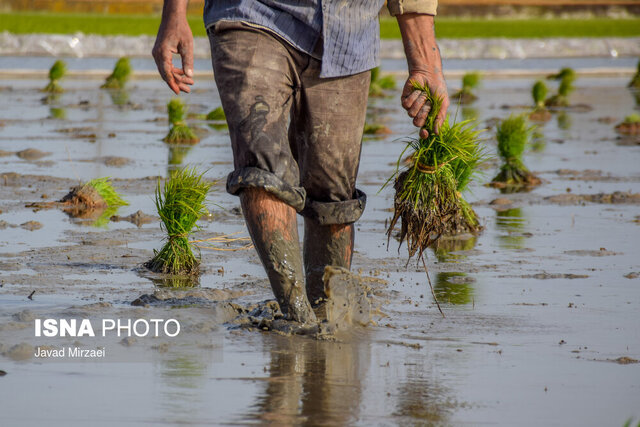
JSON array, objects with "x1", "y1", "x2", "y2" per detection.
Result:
[
  {"x1": 396, "y1": 13, "x2": 443, "y2": 78},
  {"x1": 161, "y1": 0, "x2": 189, "y2": 21}
]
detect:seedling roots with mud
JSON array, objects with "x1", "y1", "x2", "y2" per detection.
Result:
[
  {"x1": 386, "y1": 82, "x2": 486, "y2": 260},
  {"x1": 145, "y1": 167, "x2": 211, "y2": 276},
  {"x1": 490, "y1": 114, "x2": 541, "y2": 190}
]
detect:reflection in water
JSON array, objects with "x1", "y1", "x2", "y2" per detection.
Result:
[
  {"x1": 461, "y1": 106, "x2": 479, "y2": 122},
  {"x1": 107, "y1": 88, "x2": 130, "y2": 106},
  {"x1": 434, "y1": 272, "x2": 474, "y2": 305},
  {"x1": 556, "y1": 110, "x2": 572, "y2": 130},
  {"x1": 41, "y1": 92, "x2": 61, "y2": 105},
  {"x1": 150, "y1": 275, "x2": 200, "y2": 288},
  {"x1": 250, "y1": 335, "x2": 369, "y2": 425},
  {"x1": 168, "y1": 145, "x2": 192, "y2": 166},
  {"x1": 49, "y1": 106, "x2": 66, "y2": 119},
  {"x1": 531, "y1": 129, "x2": 546, "y2": 153},
  {"x1": 495, "y1": 207, "x2": 528, "y2": 250},
  {"x1": 393, "y1": 366, "x2": 455, "y2": 424},
  {"x1": 432, "y1": 235, "x2": 477, "y2": 263}
]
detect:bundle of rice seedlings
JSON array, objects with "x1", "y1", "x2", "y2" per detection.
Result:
[
  {"x1": 615, "y1": 113, "x2": 640, "y2": 135},
  {"x1": 59, "y1": 177, "x2": 129, "y2": 225},
  {"x1": 452, "y1": 72, "x2": 480, "y2": 104},
  {"x1": 369, "y1": 67, "x2": 396, "y2": 97},
  {"x1": 363, "y1": 122, "x2": 391, "y2": 135},
  {"x1": 145, "y1": 167, "x2": 211, "y2": 275},
  {"x1": 205, "y1": 107, "x2": 226, "y2": 121},
  {"x1": 529, "y1": 80, "x2": 551, "y2": 122},
  {"x1": 43, "y1": 60, "x2": 67, "y2": 93},
  {"x1": 629, "y1": 59, "x2": 640, "y2": 88},
  {"x1": 387, "y1": 82, "x2": 486, "y2": 260},
  {"x1": 164, "y1": 98, "x2": 199, "y2": 144},
  {"x1": 101, "y1": 57, "x2": 132, "y2": 89},
  {"x1": 545, "y1": 68, "x2": 575, "y2": 107},
  {"x1": 489, "y1": 114, "x2": 541, "y2": 189}
]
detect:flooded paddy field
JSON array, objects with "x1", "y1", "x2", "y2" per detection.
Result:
[{"x1": 0, "y1": 58, "x2": 639, "y2": 425}]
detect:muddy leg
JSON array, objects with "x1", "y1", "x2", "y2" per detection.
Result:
[
  {"x1": 303, "y1": 219, "x2": 354, "y2": 306},
  {"x1": 240, "y1": 188, "x2": 316, "y2": 323}
]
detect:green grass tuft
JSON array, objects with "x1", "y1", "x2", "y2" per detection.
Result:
[
  {"x1": 386, "y1": 81, "x2": 487, "y2": 259},
  {"x1": 545, "y1": 68, "x2": 576, "y2": 107},
  {"x1": 101, "y1": 57, "x2": 132, "y2": 89},
  {"x1": 43, "y1": 60, "x2": 66, "y2": 93},
  {"x1": 145, "y1": 167, "x2": 211, "y2": 275}
]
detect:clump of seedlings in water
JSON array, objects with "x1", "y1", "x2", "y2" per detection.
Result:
[
  {"x1": 24, "y1": 177, "x2": 129, "y2": 226},
  {"x1": 628, "y1": 59, "x2": 640, "y2": 88},
  {"x1": 43, "y1": 60, "x2": 67, "y2": 93},
  {"x1": 529, "y1": 80, "x2": 551, "y2": 122},
  {"x1": 164, "y1": 98, "x2": 199, "y2": 144},
  {"x1": 101, "y1": 57, "x2": 132, "y2": 89},
  {"x1": 615, "y1": 113, "x2": 640, "y2": 135},
  {"x1": 386, "y1": 81, "x2": 486, "y2": 261},
  {"x1": 205, "y1": 106, "x2": 226, "y2": 121},
  {"x1": 545, "y1": 68, "x2": 575, "y2": 107},
  {"x1": 145, "y1": 167, "x2": 211, "y2": 276},
  {"x1": 452, "y1": 72, "x2": 480, "y2": 104},
  {"x1": 489, "y1": 114, "x2": 541, "y2": 190},
  {"x1": 363, "y1": 122, "x2": 391, "y2": 135},
  {"x1": 369, "y1": 67, "x2": 396, "y2": 97}
]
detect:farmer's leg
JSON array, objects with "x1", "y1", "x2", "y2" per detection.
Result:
[
  {"x1": 209, "y1": 22, "x2": 315, "y2": 323},
  {"x1": 290, "y1": 63, "x2": 370, "y2": 305}
]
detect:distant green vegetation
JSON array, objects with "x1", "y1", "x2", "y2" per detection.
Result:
[
  {"x1": 1, "y1": 13, "x2": 640, "y2": 38},
  {"x1": 381, "y1": 17, "x2": 640, "y2": 38}
]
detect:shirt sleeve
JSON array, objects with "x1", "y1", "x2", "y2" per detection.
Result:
[{"x1": 387, "y1": 0, "x2": 438, "y2": 16}]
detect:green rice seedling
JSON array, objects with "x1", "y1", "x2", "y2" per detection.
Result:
[
  {"x1": 363, "y1": 122, "x2": 391, "y2": 135},
  {"x1": 490, "y1": 114, "x2": 541, "y2": 189},
  {"x1": 49, "y1": 107, "x2": 66, "y2": 120},
  {"x1": 452, "y1": 72, "x2": 481, "y2": 104},
  {"x1": 58, "y1": 177, "x2": 128, "y2": 226},
  {"x1": 145, "y1": 167, "x2": 211, "y2": 275},
  {"x1": 615, "y1": 113, "x2": 640, "y2": 135},
  {"x1": 386, "y1": 81, "x2": 486, "y2": 260},
  {"x1": 529, "y1": 80, "x2": 551, "y2": 122},
  {"x1": 206, "y1": 106, "x2": 226, "y2": 121},
  {"x1": 43, "y1": 60, "x2": 66, "y2": 93},
  {"x1": 545, "y1": 68, "x2": 576, "y2": 107},
  {"x1": 164, "y1": 98, "x2": 199, "y2": 144},
  {"x1": 101, "y1": 57, "x2": 132, "y2": 89},
  {"x1": 629, "y1": 59, "x2": 640, "y2": 88},
  {"x1": 369, "y1": 67, "x2": 396, "y2": 97}
]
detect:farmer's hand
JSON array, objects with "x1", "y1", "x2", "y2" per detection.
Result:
[
  {"x1": 397, "y1": 13, "x2": 449, "y2": 139},
  {"x1": 152, "y1": 0, "x2": 194, "y2": 94}
]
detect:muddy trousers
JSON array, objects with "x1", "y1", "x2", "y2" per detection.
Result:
[{"x1": 208, "y1": 22, "x2": 369, "y2": 318}]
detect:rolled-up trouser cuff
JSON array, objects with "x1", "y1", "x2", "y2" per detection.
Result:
[
  {"x1": 226, "y1": 167, "x2": 307, "y2": 212},
  {"x1": 301, "y1": 189, "x2": 367, "y2": 225}
]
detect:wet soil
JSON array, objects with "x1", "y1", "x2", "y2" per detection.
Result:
[{"x1": 0, "y1": 73, "x2": 639, "y2": 426}]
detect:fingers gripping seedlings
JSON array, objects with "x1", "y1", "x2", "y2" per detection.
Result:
[
  {"x1": 145, "y1": 168, "x2": 211, "y2": 276},
  {"x1": 101, "y1": 57, "x2": 132, "y2": 89},
  {"x1": 43, "y1": 60, "x2": 67, "y2": 93},
  {"x1": 386, "y1": 81, "x2": 486, "y2": 260},
  {"x1": 164, "y1": 98, "x2": 199, "y2": 144},
  {"x1": 489, "y1": 114, "x2": 541, "y2": 190}
]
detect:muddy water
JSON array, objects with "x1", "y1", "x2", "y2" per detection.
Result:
[{"x1": 1, "y1": 61, "x2": 639, "y2": 426}]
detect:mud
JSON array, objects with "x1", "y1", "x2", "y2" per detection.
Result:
[{"x1": 0, "y1": 71, "x2": 639, "y2": 426}]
